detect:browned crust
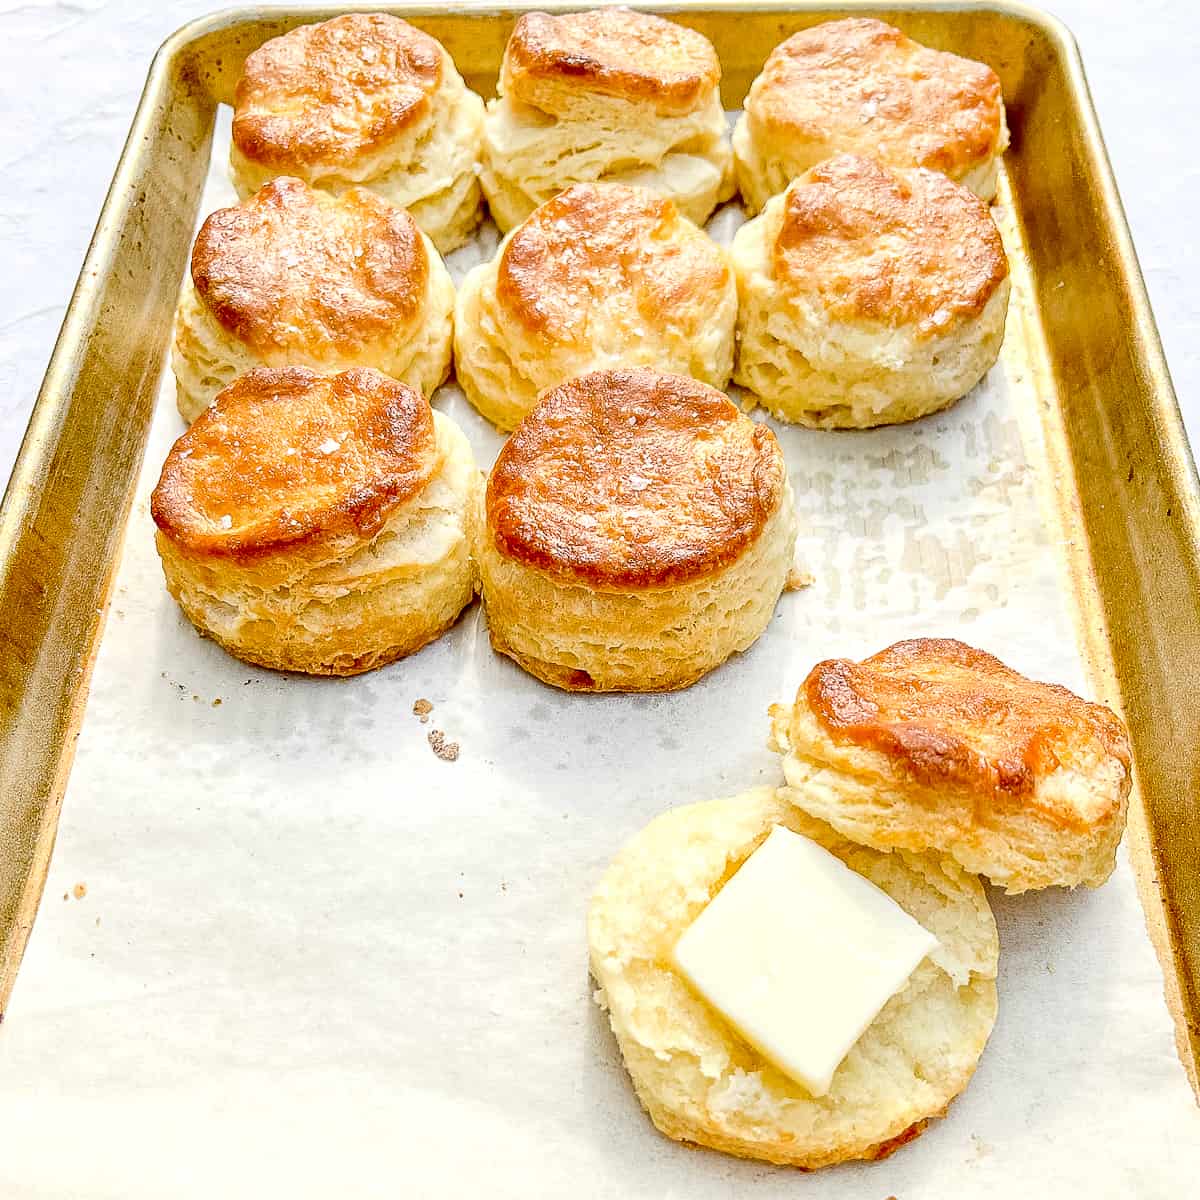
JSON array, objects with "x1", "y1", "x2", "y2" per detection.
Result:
[
  {"x1": 503, "y1": 7, "x2": 720, "y2": 115},
  {"x1": 232, "y1": 14, "x2": 444, "y2": 169},
  {"x1": 772, "y1": 155, "x2": 1008, "y2": 334},
  {"x1": 495, "y1": 183, "x2": 731, "y2": 342},
  {"x1": 749, "y1": 18, "x2": 1005, "y2": 177},
  {"x1": 486, "y1": 369, "x2": 785, "y2": 590},
  {"x1": 800, "y1": 638, "x2": 1132, "y2": 829},
  {"x1": 654, "y1": 1108, "x2": 935, "y2": 1170},
  {"x1": 190, "y1": 178, "x2": 428, "y2": 358},
  {"x1": 865, "y1": 1118, "x2": 932, "y2": 1161},
  {"x1": 151, "y1": 366, "x2": 436, "y2": 560},
  {"x1": 169, "y1": 603, "x2": 463, "y2": 678},
  {"x1": 486, "y1": 634, "x2": 715, "y2": 695}
]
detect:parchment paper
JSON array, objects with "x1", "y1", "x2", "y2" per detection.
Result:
[{"x1": 0, "y1": 110, "x2": 1196, "y2": 1198}]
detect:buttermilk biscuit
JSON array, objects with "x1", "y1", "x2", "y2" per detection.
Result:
[
  {"x1": 173, "y1": 178, "x2": 454, "y2": 424},
  {"x1": 455, "y1": 183, "x2": 737, "y2": 430},
  {"x1": 230, "y1": 14, "x2": 484, "y2": 252},
  {"x1": 480, "y1": 7, "x2": 734, "y2": 232},
  {"x1": 589, "y1": 787, "x2": 999, "y2": 1168},
  {"x1": 732, "y1": 154, "x2": 1010, "y2": 428},
  {"x1": 151, "y1": 367, "x2": 479, "y2": 677},
  {"x1": 475, "y1": 369, "x2": 796, "y2": 692},
  {"x1": 770, "y1": 639, "x2": 1133, "y2": 892},
  {"x1": 733, "y1": 18, "x2": 1008, "y2": 212}
]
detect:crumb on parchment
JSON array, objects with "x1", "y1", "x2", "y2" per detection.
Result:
[
  {"x1": 72, "y1": 883, "x2": 87, "y2": 900},
  {"x1": 412, "y1": 698, "x2": 433, "y2": 723},
  {"x1": 428, "y1": 729, "x2": 459, "y2": 762},
  {"x1": 785, "y1": 567, "x2": 814, "y2": 591}
]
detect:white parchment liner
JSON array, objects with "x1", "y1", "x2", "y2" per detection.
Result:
[{"x1": 0, "y1": 110, "x2": 1195, "y2": 1198}]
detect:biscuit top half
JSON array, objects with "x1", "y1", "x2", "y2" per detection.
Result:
[
  {"x1": 747, "y1": 19, "x2": 1005, "y2": 177},
  {"x1": 152, "y1": 367, "x2": 437, "y2": 560},
  {"x1": 796, "y1": 638, "x2": 1132, "y2": 828},
  {"x1": 771, "y1": 155, "x2": 1008, "y2": 335},
  {"x1": 486, "y1": 369, "x2": 786, "y2": 590},
  {"x1": 502, "y1": 7, "x2": 721, "y2": 117},
  {"x1": 232, "y1": 14, "x2": 445, "y2": 168},
  {"x1": 495, "y1": 183, "x2": 731, "y2": 343},
  {"x1": 191, "y1": 178, "x2": 429, "y2": 360}
]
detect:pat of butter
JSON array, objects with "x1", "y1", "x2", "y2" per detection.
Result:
[{"x1": 672, "y1": 825, "x2": 939, "y2": 1097}]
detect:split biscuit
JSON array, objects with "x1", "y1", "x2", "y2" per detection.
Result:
[
  {"x1": 588, "y1": 787, "x2": 999, "y2": 1167},
  {"x1": 770, "y1": 638, "x2": 1133, "y2": 892}
]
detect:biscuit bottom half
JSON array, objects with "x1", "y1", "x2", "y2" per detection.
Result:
[
  {"x1": 474, "y1": 486, "x2": 797, "y2": 693},
  {"x1": 157, "y1": 414, "x2": 479, "y2": 676},
  {"x1": 587, "y1": 787, "x2": 999, "y2": 1169}
]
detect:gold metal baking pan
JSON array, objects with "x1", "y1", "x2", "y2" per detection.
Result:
[{"x1": 0, "y1": 1, "x2": 1197, "y2": 1095}]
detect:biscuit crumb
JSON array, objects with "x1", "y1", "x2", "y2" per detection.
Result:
[
  {"x1": 72, "y1": 883, "x2": 87, "y2": 900},
  {"x1": 412, "y1": 698, "x2": 433, "y2": 723},
  {"x1": 428, "y1": 729, "x2": 459, "y2": 762},
  {"x1": 212, "y1": 698, "x2": 222, "y2": 708},
  {"x1": 785, "y1": 567, "x2": 814, "y2": 591},
  {"x1": 62, "y1": 892, "x2": 68, "y2": 902}
]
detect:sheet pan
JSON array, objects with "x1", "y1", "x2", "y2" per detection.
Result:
[{"x1": 0, "y1": 4, "x2": 1197, "y2": 1195}]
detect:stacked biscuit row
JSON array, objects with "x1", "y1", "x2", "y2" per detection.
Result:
[
  {"x1": 181, "y1": 9, "x2": 1012, "y2": 433},
  {"x1": 225, "y1": 10, "x2": 1007, "y2": 246},
  {"x1": 153, "y1": 360, "x2": 795, "y2": 686},
  {"x1": 148, "y1": 7, "x2": 1137, "y2": 1175}
]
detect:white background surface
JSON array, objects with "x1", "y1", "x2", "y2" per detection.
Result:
[
  {"x1": 0, "y1": 61, "x2": 1196, "y2": 1197},
  {"x1": 0, "y1": 0, "x2": 1196, "y2": 485}
]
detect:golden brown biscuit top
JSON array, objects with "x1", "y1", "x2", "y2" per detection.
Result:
[
  {"x1": 495, "y1": 183, "x2": 731, "y2": 343},
  {"x1": 772, "y1": 155, "x2": 1008, "y2": 335},
  {"x1": 486, "y1": 369, "x2": 786, "y2": 589},
  {"x1": 232, "y1": 13, "x2": 444, "y2": 168},
  {"x1": 503, "y1": 7, "x2": 721, "y2": 116},
  {"x1": 799, "y1": 638, "x2": 1132, "y2": 827},
  {"x1": 749, "y1": 19, "x2": 1005, "y2": 175},
  {"x1": 152, "y1": 367, "x2": 437, "y2": 559},
  {"x1": 190, "y1": 178, "x2": 428, "y2": 359}
]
